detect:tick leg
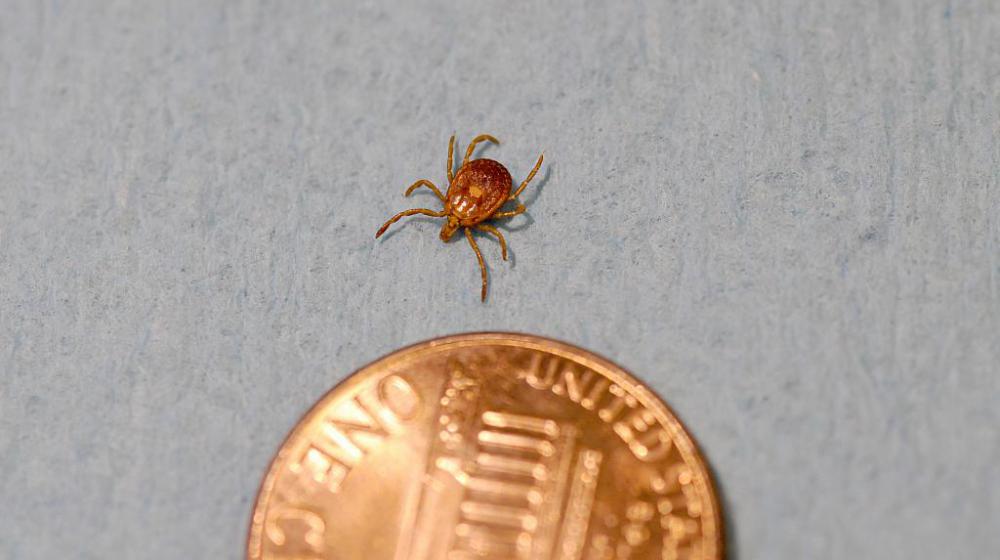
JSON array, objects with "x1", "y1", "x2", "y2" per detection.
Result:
[
  {"x1": 375, "y1": 208, "x2": 445, "y2": 238},
  {"x1": 496, "y1": 153, "x2": 542, "y2": 218},
  {"x1": 404, "y1": 179, "x2": 445, "y2": 201},
  {"x1": 447, "y1": 134, "x2": 456, "y2": 183},
  {"x1": 492, "y1": 201, "x2": 526, "y2": 219},
  {"x1": 462, "y1": 134, "x2": 500, "y2": 166},
  {"x1": 474, "y1": 224, "x2": 508, "y2": 261},
  {"x1": 511, "y1": 153, "x2": 544, "y2": 200},
  {"x1": 464, "y1": 227, "x2": 489, "y2": 301}
]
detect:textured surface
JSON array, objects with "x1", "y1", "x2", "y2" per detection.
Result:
[{"x1": 1, "y1": 1, "x2": 998, "y2": 559}]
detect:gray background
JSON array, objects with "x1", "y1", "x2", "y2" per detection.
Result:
[{"x1": 1, "y1": 1, "x2": 997, "y2": 558}]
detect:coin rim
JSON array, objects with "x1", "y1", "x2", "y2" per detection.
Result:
[{"x1": 246, "y1": 331, "x2": 724, "y2": 559}]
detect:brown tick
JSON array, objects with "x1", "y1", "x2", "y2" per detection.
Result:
[{"x1": 375, "y1": 133, "x2": 543, "y2": 301}]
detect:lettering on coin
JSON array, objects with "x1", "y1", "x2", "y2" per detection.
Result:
[
  {"x1": 290, "y1": 374, "x2": 421, "y2": 493},
  {"x1": 248, "y1": 335, "x2": 723, "y2": 560},
  {"x1": 264, "y1": 505, "x2": 326, "y2": 558},
  {"x1": 520, "y1": 353, "x2": 674, "y2": 462}
]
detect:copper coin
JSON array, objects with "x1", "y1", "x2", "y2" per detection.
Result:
[{"x1": 247, "y1": 333, "x2": 723, "y2": 560}]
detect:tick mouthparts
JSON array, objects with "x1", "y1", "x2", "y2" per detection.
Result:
[{"x1": 439, "y1": 216, "x2": 460, "y2": 241}]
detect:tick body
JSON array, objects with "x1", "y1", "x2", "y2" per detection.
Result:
[{"x1": 375, "y1": 133, "x2": 544, "y2": 301}]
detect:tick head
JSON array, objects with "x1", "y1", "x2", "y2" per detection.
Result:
[{"x1": 439, "y1": 215, "x2": 459, "y2": 242}]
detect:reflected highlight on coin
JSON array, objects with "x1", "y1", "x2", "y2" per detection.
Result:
[{"x1": 248, "y1": 333, "x2": 723, "y2": 560}]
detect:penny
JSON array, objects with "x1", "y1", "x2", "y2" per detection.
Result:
[{"x1": 247, "y1": 333, "x2": 723, "y2": 560}]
